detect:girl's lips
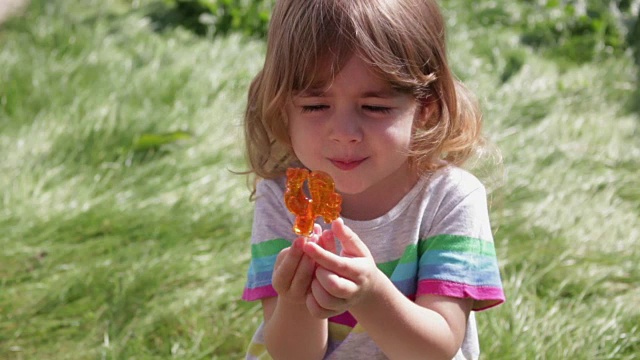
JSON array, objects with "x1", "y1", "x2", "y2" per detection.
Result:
[{"x1": 330, "y1": 158, "x2": 366, "y2": 171}]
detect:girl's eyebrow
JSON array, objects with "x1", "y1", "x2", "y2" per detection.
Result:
[
  {"x1": 296, "y1": 88, "x2": 327, "y2": 97},
  {"x1": 296, "y1": 88, "x2": 400, "y2": 98},
  {"x1": 361, "y1": 89, "x2": 399, "y2": 98}
]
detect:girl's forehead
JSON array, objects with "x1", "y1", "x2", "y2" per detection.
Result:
[
  {"x1": 301, "y1": 56, "x2": 400, "y2": 95},
  {"x1": 298, "y1": 50, "x2": 351, "y2": 82},
  {"x1": 295, "y1": 52, "x2": 387, "y2": 92}
]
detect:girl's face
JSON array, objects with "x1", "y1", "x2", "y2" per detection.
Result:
[{"x1": 287, "y1": 55, "x2": 422, "y2": 217}]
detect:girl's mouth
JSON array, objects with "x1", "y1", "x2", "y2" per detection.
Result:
[{"x1": 330, "y1": 158, "x2": 367, "y2": 171}]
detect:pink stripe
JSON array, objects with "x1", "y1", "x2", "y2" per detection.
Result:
[
  {"x1": 417, "y1": 280, "x2": 505, "y2": 311},
  {"x1": 242, "y1": 285, "x2": 277, "y2": 301},
  {"x1": 329, "y1": 311, "x2": 357, "y2": 328}
]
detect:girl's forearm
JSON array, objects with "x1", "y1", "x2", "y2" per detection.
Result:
[
  {"x1": 263, "y1": 298, "x2": 328, "y2": 360},
  {"x1": 350, "y1": 274, "x2": 465, "y2": 360}
]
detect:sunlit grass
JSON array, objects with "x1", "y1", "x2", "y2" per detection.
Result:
[
  {"x1": 1, "y1": 0, "x2": 639, "y2": 359},
  {"x1": 1, "y1": 1, "x2": 263, "y2": 358},
  {"x1": 445, "y1": 2, "x2": 640, "y2": 358}
]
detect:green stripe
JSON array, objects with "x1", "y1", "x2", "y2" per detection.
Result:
[
  {"x1": 251, "y1": 238, "x2": 291, "y2": 258},
  {"x1": 398, "y1": 244, "x2": 418, "y2": 264},
  {"x1": 377, "y1": 259, "x2": 399, "y2": 277},
  {"x1": 250, "y1": 236, "x2": 494, "y2": 276},
  {"x1": 418, "y1": 234, "x2": 496, "y2": 257},
  {"x1": 376, "y1": 244, "x2": 418, "y2": 277}
]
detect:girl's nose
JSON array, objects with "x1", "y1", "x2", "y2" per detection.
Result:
[{"x1": 329, "y1": 111, "x2": 363, "y2": 144}]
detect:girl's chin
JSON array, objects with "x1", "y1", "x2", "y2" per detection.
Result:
[{"x1": 334, "y1": 181, "x2": 368, "y2": 196}]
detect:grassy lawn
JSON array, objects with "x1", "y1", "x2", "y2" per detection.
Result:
[{"x1": 1, "y1": 0, "x2": 638, "y2": 359}]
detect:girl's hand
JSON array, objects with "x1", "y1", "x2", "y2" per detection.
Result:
[
  {"x1": 303, "y1": 218, "x2": 381, "y2": 318},
  {"x1": 271, "y1": 224, "x2": 322, "y2": 305}
]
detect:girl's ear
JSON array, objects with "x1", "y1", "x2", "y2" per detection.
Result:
[{"x1": 416, "y1": 97, "x2": 438, "y2": 127}]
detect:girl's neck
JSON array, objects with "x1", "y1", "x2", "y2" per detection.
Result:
[{"x1": 339, "y1": 166, "x2": 420, "y2": 221}]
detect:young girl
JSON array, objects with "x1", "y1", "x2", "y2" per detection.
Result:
[{"x1": 241, "y1": 0, "x2": 505, "y2": 359}]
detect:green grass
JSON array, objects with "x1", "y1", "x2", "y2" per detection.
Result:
[{"x1": 1, "y1": 0, "x2": 639, "y2": 359}]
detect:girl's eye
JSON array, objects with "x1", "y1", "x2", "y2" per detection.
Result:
[
  {"x1": 301, "y1": 105, "x2": 328, "y2": 113},
  {"x1": 363, "y1": 105, "x2": 393, "y2": 114}
]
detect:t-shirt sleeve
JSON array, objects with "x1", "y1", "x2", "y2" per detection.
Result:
[
  {"x1": 242, "y1": 178, "x2": 295, "y2": 301},
  {"x1": 417, "y1": 182, "x2": 505, "y2": 311}
]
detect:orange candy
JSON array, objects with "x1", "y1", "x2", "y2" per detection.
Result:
[{"x1": 284, "y1": 168, "x2": 342, "y2": 236}]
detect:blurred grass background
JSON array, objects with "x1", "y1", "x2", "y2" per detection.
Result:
[{"x1": 0, "y1": 0, "x2": 639, "y2": 359}]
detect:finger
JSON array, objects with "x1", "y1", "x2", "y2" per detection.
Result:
[
  {"x1": 306, "y1": 224, "x2": 322, "y2": 245},
  {"x1": 315, "y1": 266, "x2": 358, "y2": 299},
  {"x1": 317, "y1": 229, "x2": 337, "y2": 254},
  {"x1": 303, "y1": 240, "x2": 355, "y2": 279},
  {"x1": 288, "y1": 250, "x2": 316, "y2": 295},
  {"x1": 271, "y1": 239, "x2": 304, "y2": 292},
  {"x1": 306, "y1": 292, "x2": 335, "y2": 319},
  {"x1": 310, "y1": 277, "x2": 347, "y2": 311},
  {"x1": 273, "y1": 247, "x2": 290, "y2": 270},
  {"x1": 332, "y1": 218, "x2": 371, "y2": 258},
  {"x1": 313, "y1": 223, "x2": 322, "y2": 237}
]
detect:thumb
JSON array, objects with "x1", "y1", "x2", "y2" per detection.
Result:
[{"x1": 332, "y1": 218, "x2": 371, "y2": 258}]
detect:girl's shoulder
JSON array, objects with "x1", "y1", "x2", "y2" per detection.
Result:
[
  {"x1": 255, "y1": 176, "x2": 288, "y2": 198},
  {"x1": 418, "y1": 166, "x2": 493, "y2": 242},
  {"x1": 427, "y1": 165, "x2": 485, "y2": 199}
]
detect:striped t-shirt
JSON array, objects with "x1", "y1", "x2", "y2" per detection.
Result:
[{"x1": 242, "y1": 166, "x2": 505, "y2": 359}]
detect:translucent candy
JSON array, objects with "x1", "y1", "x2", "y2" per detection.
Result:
[{"x1": 284, "y1": 168, "x2": 342, "y2": 236}]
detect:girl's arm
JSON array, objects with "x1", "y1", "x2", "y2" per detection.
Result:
[
  {"x1": 304, "y1": 219, "x2": 472, "y2": 360},
  {"x1": 350, "y1": 277, "x2": 472, "y2": 360},
  {"x1": 262, "y1": 297, "x2": 328, "y2": 360},
  {"x1": 262, "y1": 236, "x2": 329, "y2": 360}
]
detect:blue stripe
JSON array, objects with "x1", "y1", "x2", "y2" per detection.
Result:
[
  {"x1": 390, "y1": 261, "x2": 418, "y2": 282},
  {"x1": 420, "y1": 250, "x2": 498, "y2": 268},
  {"x1": 391, "y1": 277, "x2": 417, "y2": 296},
  {"x1": 419, "y1": 263, "x2": 502, "y2": 287},
  {"x1": 245, "y1": 270, "x2": 273, "y2": 289},
  {"x1": 248, "y1": 254, "x2": 278, "y2": 274}
]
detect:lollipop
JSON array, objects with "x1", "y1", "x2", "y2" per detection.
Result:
[{"x1": 284, "y1": 168, "x2": 342, "y2": 236}]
